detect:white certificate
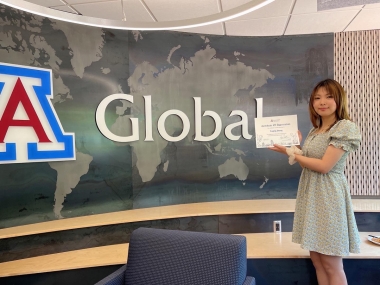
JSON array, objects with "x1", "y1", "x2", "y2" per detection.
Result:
[{"x1": 254, "y1": 115, "x2": 299, "y2": 148}]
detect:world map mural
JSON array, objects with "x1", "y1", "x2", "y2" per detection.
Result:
[{"x1": 0, "y1": 4, "x2": 333, "y2": 228}]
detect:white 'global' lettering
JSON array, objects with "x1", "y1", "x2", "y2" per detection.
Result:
[
  {"x1": 95, "y1": 94, "x2": 263, "y2": 143},
  {"x1": 158, "y1": 109, "x2": 190, "y2": 142},
  {"x1": 95, "y1": 94, "x2": 139, "y2": 142},
  {"x1": 194, "y1": 97, "x2": 222, "y2": 142},
  {"x1": 225, "y1": 110, "x2": 252, "y2": 140}
]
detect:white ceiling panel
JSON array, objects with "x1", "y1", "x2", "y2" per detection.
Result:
[
  {"x1": 222, "y1": 0, "x2": 293, "y2": 20},
  {"x1": 72, "y1": 1, "x2": 124, "y2": 20},
  {"x1": 73, "y1": 0, "x2": 154, "y2": 22},
  {"x1": 120, "y1": 0, "x2": 155, "y2": 21},
  {"x1": 363, "y1": 2, "x2": 380, "y2": 8},
  {"x1": 175, "y1": 23, "x2": 224, "y2": 35},
  {"x1": 144, "y1": 0, "x2": 219, "y2": 21},
  {"x1": 293, "y1": 0, "x2": 362, "y2": 14},
  {"x1": 286, "y1": 9, "x2": 359, "y2": 35},
  {"x1": 50, "y1": 5, "x2": 77, "y2": 13},
  {"x1": 7, "y1": 0, "x2": 380, "y2": 36},
  {"x1": 64, "y1": 0, "x2": 111, "y2": 4},
  {"x1": 345, "y1": 8, "x2": 380, "y2": 31},
  {"x1": 226, "y1": 16, "x2": 288, "y2": 36},
  {"x1": 26, "y1": 0, "x2": 63, "y2": 7}
]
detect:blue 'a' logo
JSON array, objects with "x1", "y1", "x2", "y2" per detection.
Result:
[{"x1": 0, "y1": 62, "x2": 75, "y2": 164}]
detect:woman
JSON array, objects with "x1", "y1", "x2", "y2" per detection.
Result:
[{"x1": 269, "y1": 79, "x2": 361, "y2": 285}]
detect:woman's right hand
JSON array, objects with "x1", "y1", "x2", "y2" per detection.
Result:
[{"x1": 268, "y1": 144, "x2": 287, "y2": 155}]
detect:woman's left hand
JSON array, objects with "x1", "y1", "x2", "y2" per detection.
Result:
[{"x1": 268, "y1": 144, "x2": 287, "y2": 155}]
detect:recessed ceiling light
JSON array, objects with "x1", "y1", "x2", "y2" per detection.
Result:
[{"x1": 0, "y1": 0, "x2": 275, "y2": 30}]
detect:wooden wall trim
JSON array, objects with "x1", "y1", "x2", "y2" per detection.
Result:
[{"x1": 0, "y1": 199, "x2": 379, "y2": 239}]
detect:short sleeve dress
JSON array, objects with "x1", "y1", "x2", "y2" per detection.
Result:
[{"x1": 292, "y1": 119, "x2": 361, "y2": 256}]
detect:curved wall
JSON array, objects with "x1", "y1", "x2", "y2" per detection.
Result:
[{"x1": 1, "y1": 4, "x2": 334, "y2": 228}]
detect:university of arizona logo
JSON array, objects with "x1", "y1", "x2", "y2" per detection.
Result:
[{"x1": 0, "y1": 62, "x2": 75, "y2": 164}]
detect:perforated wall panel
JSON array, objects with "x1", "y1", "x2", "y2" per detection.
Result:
[{"x1": 335, "y1": 30, "x2": 380, "y2": 195}]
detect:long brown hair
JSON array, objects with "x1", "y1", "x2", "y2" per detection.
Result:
[{"x1": 308, "y1": 79, "x2": 351, "y2": 128}]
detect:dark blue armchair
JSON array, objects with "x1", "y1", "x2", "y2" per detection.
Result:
[{"x1": 95, "y1": 227, "x2": 255, "y2": 285}]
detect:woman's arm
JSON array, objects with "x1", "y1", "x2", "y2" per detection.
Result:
[
  {"x1": 297, "y1": 155, "x2": 305, "y2": 168},
  {"x1": 294, "y1": 145, "x2": 345, "y2": 173},
  {"x1": 270, "y1": 144, "x2": 345, "y2": 174}
]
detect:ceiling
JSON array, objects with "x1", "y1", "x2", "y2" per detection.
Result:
[{"x1": 17, "y1": 0, "x2": 380, "y2": 36}]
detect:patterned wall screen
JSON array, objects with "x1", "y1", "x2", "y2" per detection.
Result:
[{"x1": 335, "y1": 30, "x2": 380, "y2": 195}]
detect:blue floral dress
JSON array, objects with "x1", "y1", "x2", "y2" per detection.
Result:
[{"x1": 292, "y1": 119, "x2": 361, "y2": 256}]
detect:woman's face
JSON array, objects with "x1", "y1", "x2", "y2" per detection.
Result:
[{"x1": 312, "y1": 87, "x2": 337, "y2": 118}]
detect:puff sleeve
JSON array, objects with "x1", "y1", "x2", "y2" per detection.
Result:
[{"x1": 329, "y1": 119, "x2": 361, "y2": 152}]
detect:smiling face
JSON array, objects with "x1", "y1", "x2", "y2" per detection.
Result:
[
  {"x1": 308, "y1": 79, "x2": 351, "y2": 128},
  {"x1": 312, "y1": 87, "x2": 337, "y2": 119}
]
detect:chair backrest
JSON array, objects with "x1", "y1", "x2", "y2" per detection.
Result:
[{"x1": 125, "y1": 227, "x2": 247, "y2": 285}]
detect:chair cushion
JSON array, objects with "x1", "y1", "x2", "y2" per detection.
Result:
[{"x1": 125, "y1": 228, "x2": 247, "y2": 285}]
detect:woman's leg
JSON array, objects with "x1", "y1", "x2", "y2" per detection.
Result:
[
  {"x1": 319, "y1": 253, "x2": 347, "y2": 285},
  {"x1": 310, "y1": 251, "x2": 329, "y2": 285}
]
